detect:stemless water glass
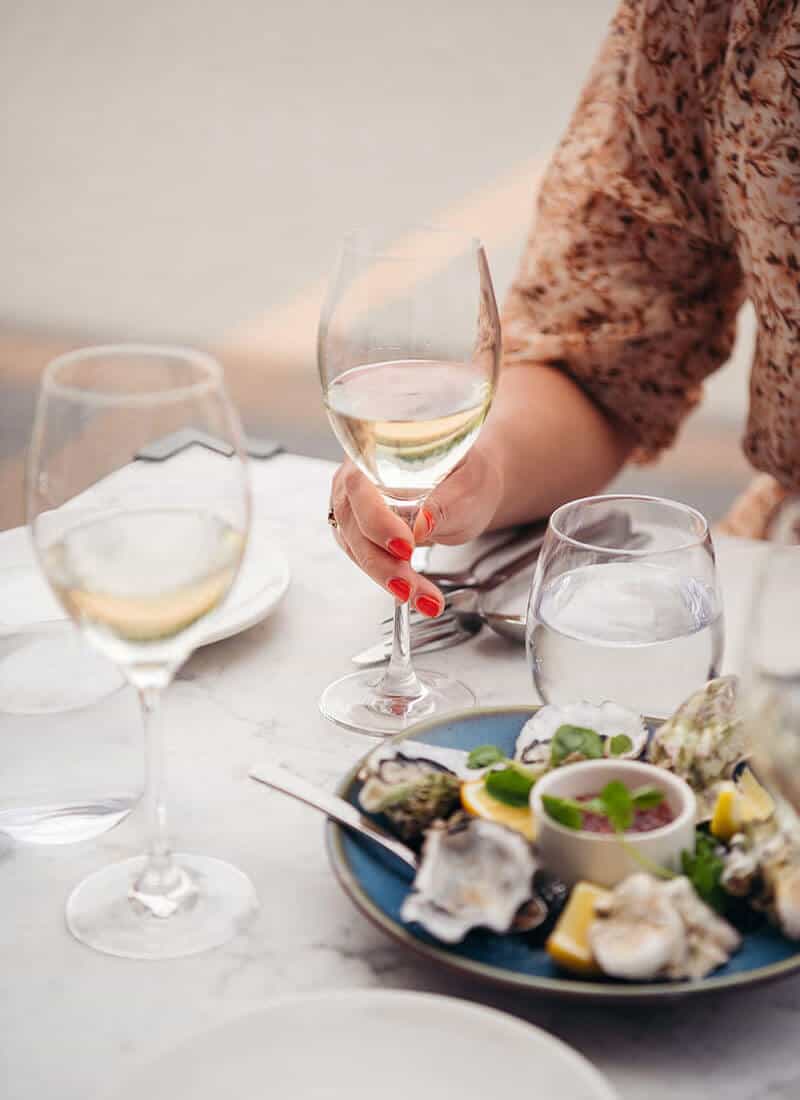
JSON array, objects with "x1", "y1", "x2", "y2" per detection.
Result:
[
  {"x1": 744, "y1": 497, "x2": 800, "y2": 813},
  {"x1": 319, "y1": 227, "x2": 501, "y2": 735},
  {"x1": 27, "y1": 345, "x2": 257, "y2": 959},
  {"x1": 526, "y1": 495, "x2": 723, "y2": 718}
]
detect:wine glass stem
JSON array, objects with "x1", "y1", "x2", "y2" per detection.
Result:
[
  {"x1": 378, "y1": 501, "x2": 423, "y2": 700},
  {"x1": 131, "y1": 685, "x2": 196, "y2": 917}
]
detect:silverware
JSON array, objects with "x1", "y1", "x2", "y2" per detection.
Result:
[
  {"x1": 249, "y1": 761, "x2": 417, "y2": 870},
  {"x1": 420, "y1": 519, "x2": 548, "y2": 589}
]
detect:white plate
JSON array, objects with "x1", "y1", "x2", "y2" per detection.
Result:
[
  {"x1": 0, "y1": 516, "x2": 289, "y2": 648},
  {"x1": 109, "y1": 990, "x2": 616, "y2": 1100}
]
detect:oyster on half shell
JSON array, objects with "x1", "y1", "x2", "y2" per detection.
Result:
[
  {"x1": 514, "y1": 701, "x2": 647, "y2": 773},
  {"x1": 357, "y1": 747, "x2": 462, "y2": 843},
  {"x1": 401, "y1": 816, "x2": 538, "y2": 943},
  {"x1": 590, "y1": 873, "x2": 741, "y2": 981},
  {"x1": 647, "y1": 677, "x2": 746, "y2": 821}
]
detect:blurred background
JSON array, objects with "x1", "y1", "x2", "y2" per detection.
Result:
[{"x1": 1, "y1": 0, "x2": 755, "y2": 532}]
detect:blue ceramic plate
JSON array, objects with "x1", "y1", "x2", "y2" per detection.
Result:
[{"x1": 327, "y1": 706, "x2": 800, "y2": 1002}]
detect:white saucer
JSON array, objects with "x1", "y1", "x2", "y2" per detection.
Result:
[
  {"x1": 109, "y1": 990, "x2": 616, "y2": 1100},
  {"x1": 0, "y1": 515, "x2": 289, "y2": 649}
]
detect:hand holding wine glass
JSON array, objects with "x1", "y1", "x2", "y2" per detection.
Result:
[
  {"x1": 320, "y1": 228, "x2": 501, "y2": 735},
  {"x1": 28, "y1": 345, "x2": 257, "y2": 959}
]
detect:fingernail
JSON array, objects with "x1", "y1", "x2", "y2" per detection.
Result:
[
  {"x1": 388, "y1": 578, "x2": 412, "y2": 602},
  {"x1": 387, "y1": 538, "x2": 413, "y2": 561},
  {"x1": 421, "y1": 509, "x2": 435, "y2": 536},
  {"x1": 416, "y1": 595, "x2": 441, "y2": 618}
]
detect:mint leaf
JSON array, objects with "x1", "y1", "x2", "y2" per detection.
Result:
[
  {"x1": 550, "y1": 725, "x2": 604, "y2": 766},
  {"x1": 485, "y1": 765, "x2": 535, "y2": 807},
  {"x1": 599, "y1": 780, "x2": 633, "y2": 833},
  {"x1": 467, "y1": 744, "x2": 507, "y2": 769},
  {"x1": 609, "y1": 734, "x2": 633, "y2": 756},
  {"x1": 682, "y1": 831, "x2": 726, "y2": 913},
  {"x1": 630, "y1": 786, "x2": 664, "y2": 811},
  {"x1": 542, "y1": 795, "x2": 584, "y2": 830}
]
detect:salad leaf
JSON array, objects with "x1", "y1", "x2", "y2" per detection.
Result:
[
  {"x1": 541, "y1": 794, "x2": 584, "y2": 830},
  {"x1": 550, "y1": 725, "x2": 604, "y2": 766},
  {"x1": 485, "y1": 764, "x2": 535, "y2": 807},
  {"x1": 682, "y1": 830, "x2": 726, "y2": 913},
  {"x1": 609, "y1": 734, "x2": 633, "y2": 756},
  {"x1": 467, "y1": 744, "x2": 507, "y2": 769},
  {"x1": 599, "y1": 780, "x2": 634, "y2": 832},
  {"x1": 630, "y1": 786, "x2": 665, "y2": 811}
]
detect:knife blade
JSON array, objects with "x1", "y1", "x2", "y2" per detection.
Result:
[{"x1": 352, "y1": 625, "x2": 476, "y2": 667}]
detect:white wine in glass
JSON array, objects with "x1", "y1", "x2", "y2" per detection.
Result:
[
  {"x1": 319, "y1": 228, "x2": 501, "y2": 736},
  {"x1": 27, "y1": 345, "x2": 257, "y2": 959}
]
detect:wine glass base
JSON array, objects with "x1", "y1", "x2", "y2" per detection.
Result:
[
  {"x1": 319, "y1": 668, "x2": 476, "y2": 736},
  {"x1": 65, "y1": 853, "x2": 259, "y2": 959}
]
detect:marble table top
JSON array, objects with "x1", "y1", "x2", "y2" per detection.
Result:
[{"x1": 1, "y1": 450, "x2": 794, "y2": 1100}]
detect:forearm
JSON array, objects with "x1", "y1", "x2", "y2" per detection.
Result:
[{"x1": 479, "y1": 364, "x2": 634, "y2": 530}]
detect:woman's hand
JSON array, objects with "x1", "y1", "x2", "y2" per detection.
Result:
[{"x1": 328, "y1": 443, "x2": 503, "y2": 616}]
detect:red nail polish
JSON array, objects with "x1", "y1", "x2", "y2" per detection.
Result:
[
  {"x1": 416, "y1": 595, "x2": 441, "y2": 618},
  {"x1": 388, "y1": 578, "x2": 412, "y2": 602},
  {"x1": 422, "y1": 509, "x2": 434, "y2": 536},
  {"x1": 387, "y1": 538, "x2": 413, "y2": 561}
]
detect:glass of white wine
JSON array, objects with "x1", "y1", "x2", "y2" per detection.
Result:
[
  {"x1": 319, "y1": 227, "x2": 501, "y2": 735},
  {"x1": 27, "y1": 345, "x2": 258, "y2": 959},
  {"x1": 745, "y1": 497, "x2": 800, "y2": 814}
]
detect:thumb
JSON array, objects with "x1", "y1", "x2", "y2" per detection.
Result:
[{"x1": 413, "y1": 449, "x2": 501, "y2": 546}]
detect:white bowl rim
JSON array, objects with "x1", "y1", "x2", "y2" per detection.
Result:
[{"x1": 532, "y1": 758, "x2": 696, "y2": 843}]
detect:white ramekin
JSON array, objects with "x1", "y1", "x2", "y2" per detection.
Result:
[{"x1": 531, "y1": 759, "x2": 696, "y2": 889}]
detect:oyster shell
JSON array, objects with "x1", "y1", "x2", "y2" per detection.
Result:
[
  {"x1": 514, "y1": 701, "x2": 647, "y2": 772},
  {"x1": 357, "y1": 748, "x2": 461, "y2": 843},
  {"x1": 400, "y1": 816, "x2": 537, "y2": 943},
  {"x1": 647, "y1": 677, "x2": 746, "y2": 821},
  {"x1": 590, "y1": 873, "x2": 741, "y2": 981},
  {"x1": 721, "y1": 813, "x2": 800, "y2": 939}
]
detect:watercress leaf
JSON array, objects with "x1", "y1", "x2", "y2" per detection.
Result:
[
  {"x1": 630, "y1": 786, "x2": 664, "y2": 810},
  {"x1": 609, "y1": 733, "x2": 633, "y2": 756},
  {"x1": 485, "y1": 766, "x2": 534, "y2": 807},
  {"x1": 542, "y1": 795, "x2": 584, "y2": 830},
  {"x1": 600, "y1": 780, "x2": 633, "y2": 833},
  {"x1": 550, "y1": 725, "x2": 604, "y2": 766},
  {"x1": 681, "y1": 831, "x2": 726, "y2": 913},
  {"x1": 467, "y1": 744, "x2": 507, "y2": 769},
  {"x1": 582, "y1": 798, "x2": 607, "y2": 816}
]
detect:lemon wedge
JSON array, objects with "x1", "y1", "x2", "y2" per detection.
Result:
[
  {"x1": 546, "y1": 882, "x2": 611, "y2": 975},
  {"x1": 710, "y1": 769, "x2": 775, "y2": 842},
  {"x1": 460, "y1": 777, "x2": 536, "y2": 841}
]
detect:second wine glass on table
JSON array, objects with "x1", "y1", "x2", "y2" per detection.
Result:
[
  {"x1": 27, "y1": 345, "x2": 257, "y2": 959},
  {"x1": 319, "y1": 228, "x2": 501, "y2": 736}
]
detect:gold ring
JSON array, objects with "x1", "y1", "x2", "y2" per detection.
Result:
[{"x1": 327, "y1": 505, "x2": 338, "y2": 530}]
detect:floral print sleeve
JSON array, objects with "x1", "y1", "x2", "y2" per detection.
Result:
[{"x1": 503, "y1": 0, "x2": 746, "y2": 462}]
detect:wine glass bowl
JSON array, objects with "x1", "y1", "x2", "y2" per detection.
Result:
[
  {"x1": 526, "y1": 495, "x2": 723, "y2": 718},
  {"x1": 744, "y1": 498, "x2": 800, "y2": 813},
  {"x1": 27, "y1": 345, "x2": 257, "y2": 959},
  {"x1": 318, "y1": 228, "x2": 501, "y2": 736}
]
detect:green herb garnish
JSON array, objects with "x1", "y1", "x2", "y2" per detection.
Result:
[
  {"x1": 550, "y1": 725, "x2": 604, "y2": 766},
  {"x1": 609, "y1": 733, "x2": 633, "y2": 756},
  {"x1": 467, "y1": 744, "x2": 508, "y2": 769},
  {"x1": 681, "y1": 831, "x2": 726, "y2": 913},
  {"x1": 541, "y1": 780, "x2": 665, "y2": 833},
  {"x1": 485, "y1": 764, "x2": 536, "y2": 807}
]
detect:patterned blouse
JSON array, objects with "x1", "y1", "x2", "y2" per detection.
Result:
[{"x1": 502, "y1": 0, "x2": 800, "y2": 536}]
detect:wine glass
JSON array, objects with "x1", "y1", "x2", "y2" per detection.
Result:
[
  {"x1": 744, "y1": 497, "x2": 800, "y2": 813},
  {"x1": 318, "y1": 227, "x2": 501, "y2": 735},
  {"x1": 27, "y1": 344, "x2": 257, "y2": 958},
  {"x1": 526, "y1": 494, "x2": 723, "y2": 718}
]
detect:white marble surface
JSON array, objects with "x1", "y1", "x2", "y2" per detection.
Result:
[{"x1": 1, "y1": 451, "x2": 794, "y2": 1100}]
